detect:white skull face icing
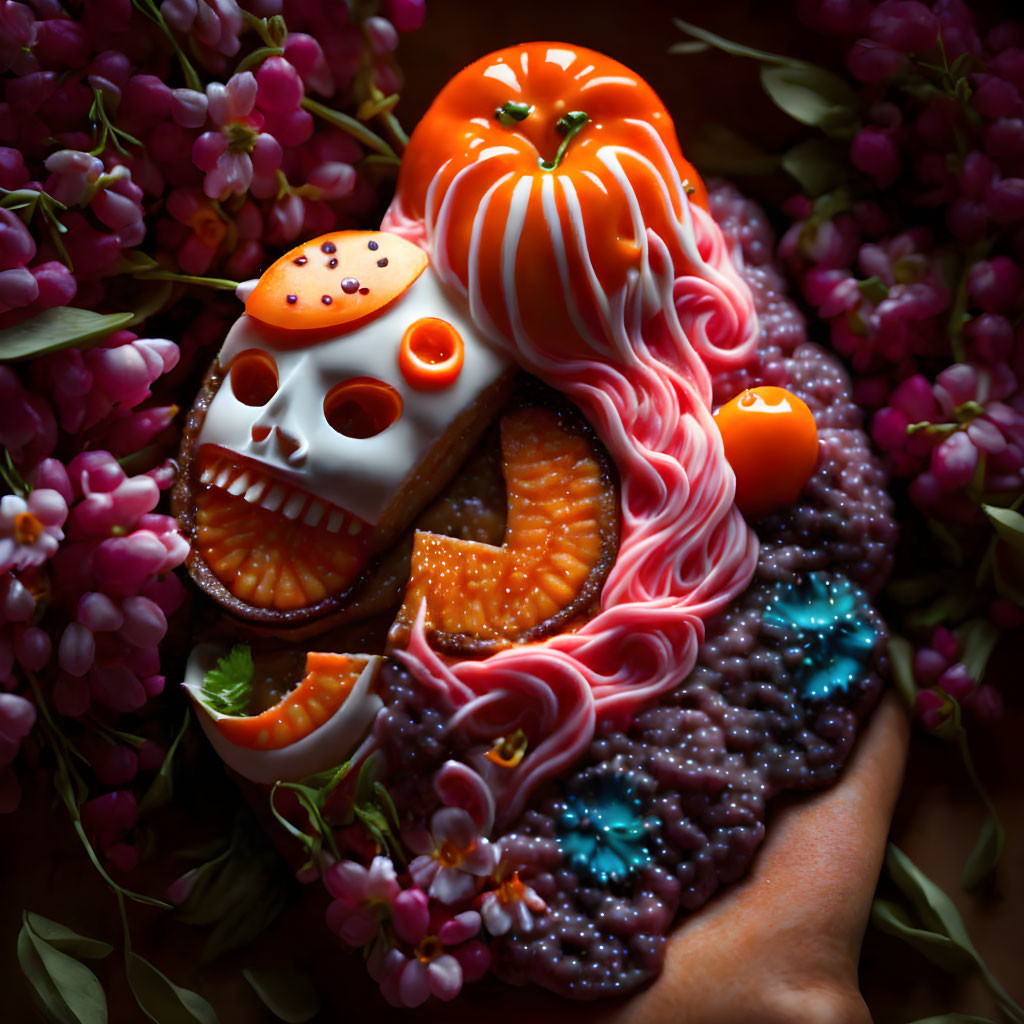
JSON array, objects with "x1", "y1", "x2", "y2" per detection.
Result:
[
  {"x1": 199, "y1": 267, "x2": 511, "y2": 525},
  {"x1": 189, "y1": 232, "x2": 514, "y2": 615}
]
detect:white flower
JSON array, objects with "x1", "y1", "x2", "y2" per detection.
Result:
[
  {"x1": 480, "y1": 870, "x2": 546, "y2": 935},
  {"x1": 0, "y1": 490, "x2": 67, "y2": 572},
  {"x1": 407, "y1": 807, "x2": 498, "y2": 904}
]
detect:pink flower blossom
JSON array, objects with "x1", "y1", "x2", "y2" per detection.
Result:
[
  {"x1": 0, "y1": 489, "x2": 67, "y2": 572},
  {"x1": 480, "y1": 869, "x2": 546, "y2": 936},
  {"x1": 193, "y1": 72, "x2": 281, "y2": 199},
  {"x1": 369, "y1": 910, "x2": 490, "y2": 1008},
  {"x1": 325, "y1": 855, "x2": 405, "y2": 947},
  {"x1": 408, "y1": 807, "x2": 498, "y2": 904}
]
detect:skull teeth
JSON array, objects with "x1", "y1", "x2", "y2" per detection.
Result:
[
  {"x1": 199, "y1": 451, "x2": 366, "y2": 538},
  {"x1": 304, "y1": 500, "x2": 326, "y2": 527},
  {"x1": 282, "y1": 492, "x2": 306, "y2": 520}
]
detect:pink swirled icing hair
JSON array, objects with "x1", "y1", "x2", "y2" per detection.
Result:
[{"x1": 381, "y1": 42, "x2": 760, "y2": 827}]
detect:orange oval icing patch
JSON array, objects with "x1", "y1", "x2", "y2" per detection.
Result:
[
  {"x1": 245, "y1": 230, "x2": 429, "y2": 330},
  {"x1": 714, "y1": 386, "x2": 819, "y2": 520}
]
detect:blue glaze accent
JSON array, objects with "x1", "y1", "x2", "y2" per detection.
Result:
[
  {"x1": 763, "y1": 573, "x2": 879, "y2": 700},
  {"x1": 556, "y1": 774, "x2": 655, "y2": 884}
]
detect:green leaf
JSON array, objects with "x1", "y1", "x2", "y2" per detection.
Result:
[
  {"x1": 780, "y1": 137, "x2": 848, "y2": 197},
  {"x1": 667, "y1": 40, "x2": 711, "y2": 55},
  {"x1": 886, "y1": 635, "x2": 918, "y2": 709},
  {"x1": 243, "y1": 968, "x2": 320, "y2": 1023},
  {"x1": 958, "y1": 618, "x2": 999, "y2": 685},
  {"x1": 870, "y1": 899, "x2": 975, "y2": 974},
  {"x1": 201, "y1": 646, "x2": 253, "y2": 716},
  {"x1": 760, "y1": 63, "x2": 861, "y2": 138},
  {"x1": 123, "y1": 280, "x2": 174, "y2": 329},
  {"x1": 983, "y1": 504, "x2": 1024, "y2": 554},
  {"x1": 115, "y1": 250, "x2": 160, "y2": 274},
  {"x1": 961, "y1": 814, "x2": 1005, "y2": 891},
  {"x1": 673, "y1": 18, "x2": 797, "y2": 66},
  {"x1": 0, "y1": 308, "x2": 135, "y2": 362},
  {"x1": 885, "y1": 844, "x2": 976, "y2": 952},
  {"x1": 126, "y1": 953, "x2": 220, "y2": 1024},
  {"x1": 202, "y1": 886, "x2": 290, "y2": 964},
  {"x1": 17, "y1": 913, "x2": 108, "y2": 1024},
  {"x1": 687, "y1": 123, "x2": 780, "y2": 177},
  {"x1": 139, "y1": 713, "x2": 190, "y2": 815},
  {"x1": 24, "y1": 913, "x2": 113, "y2": 960}
]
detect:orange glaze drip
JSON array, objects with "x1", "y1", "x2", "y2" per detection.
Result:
[
  {"x1": 214, "y1": 652, "x2": 371, "y2": 749},
  {"x1": 393, "y1": 43, "x2": 708, "y2": 360}
]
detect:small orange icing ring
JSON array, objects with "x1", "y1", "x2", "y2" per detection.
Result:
[{"x1": 399, "y1": 317, "x2": 465, "y2": 390}]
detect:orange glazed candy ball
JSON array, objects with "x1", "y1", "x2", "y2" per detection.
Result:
[{"x1": 714, "y1": 386, "x2": 819, "y2": 519}]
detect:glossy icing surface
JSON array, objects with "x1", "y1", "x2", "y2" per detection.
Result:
[
  {"x1": 197, "y1": 260, "x2": 514, "y2": 527},
  {"x1": 383, "y1": 41, "x2": 760, "y2": 824}
]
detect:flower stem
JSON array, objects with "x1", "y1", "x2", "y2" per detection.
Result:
[
  {"x1": 129, "y1": 0, "x2": 203, "y2": 92},
  {"x1": 301, "y1": 96, "x2": 401, "y2": 163},
  {"x1": 134, "y1": 270, "x2": 240, "y2": 291}
]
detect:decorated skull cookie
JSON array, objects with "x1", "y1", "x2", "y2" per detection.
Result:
[{"x1": 175, "y1": 42, "x2": 896, "y2": 1008}]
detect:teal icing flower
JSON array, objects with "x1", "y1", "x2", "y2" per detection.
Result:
[
  {"x1": 763, "y1": 573, "x2": 880, "y2": 700},
  {"x1": 556, "y1": 773, "x2": 656, "y2": 885}
]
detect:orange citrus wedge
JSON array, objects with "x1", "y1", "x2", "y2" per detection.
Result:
[
  {"x1": 213, "y1": 652, "x2": 374, "y2": 750},
  {"x1": 390, "y1": 406, "x2": 618, "y2": 653},
  {"x1": 195, "y1": 487, "x2": 369, "y2": 611}
]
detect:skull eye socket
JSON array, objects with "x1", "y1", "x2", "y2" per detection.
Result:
[
  {"x1": 229, "y1": 350, "x2": 279, "y2": 407},
  {"x1": 324, "y1": 377, "x2": 403, "y2": 439},
  {"x1": 399, "y1": 317, "x2": 465, "y2": 390}
]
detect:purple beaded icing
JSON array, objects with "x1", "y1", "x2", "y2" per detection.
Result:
[{"x1": 373, "y1": 183, "x2": 896, "y2": 999}]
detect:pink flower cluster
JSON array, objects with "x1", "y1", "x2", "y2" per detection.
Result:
[
  {"x1": 914, "y1": 626, "x2": 1004, "y2": 731},
  {"x1": 2, "y1": 0, "x2": 423, "y2": 316},
  {"x1": 872, "y1": 363, "x2": 1024, "y2": 516},
  {"x1": 784, "y1": 0, "x2": 1024, "y2": 731},
  {"x1": 324, "y1": 807, "x2": 545, "y2": 1007},
  {"x1": 0, "y1": 333, "x2": 187, "y2": 813},
  {"x1": 0, "y1": 0, "x2": 425, "y2": 820}
]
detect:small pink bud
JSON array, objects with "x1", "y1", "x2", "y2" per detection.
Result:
[
  {"x1": 14, "y1": 624, "x2": 50, "y2": 671},
  {"x1": 59, "y1": 622, "x2": 95, "y2": 677}
]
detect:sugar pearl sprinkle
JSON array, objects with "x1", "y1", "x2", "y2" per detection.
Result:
[{"x1": 280, "y1": 238, "x2": 385, "y2": 306}]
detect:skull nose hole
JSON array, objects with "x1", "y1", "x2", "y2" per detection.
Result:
[
  {"x1": 229, "y1": 350, "x2": 279, "y2": 406},
  {"x1": 274, "y1": 426, "x2": 303, "y2": 456},
  {"x1": 251, "y1": 425, "x2": 272, "y2": 442},
  {"x1": 399, "y1": 317, "x2": 465, "y2": 390},
  {"x1": 324, "y1": 377, "x2": 403, "y2": 439}
]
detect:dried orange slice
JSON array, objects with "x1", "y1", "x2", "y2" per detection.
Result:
[
  {"x1": 194, "y1": 482, "x2": 369, "y2": 612},
  {"x1": 390, "y1": 406, "x2": 618, "y2": 654},
  {"x1": 245, "y1": 230, "x2": 428, "y2": 331}
]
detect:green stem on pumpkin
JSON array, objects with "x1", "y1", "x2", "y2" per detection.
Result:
[{"x1": 540, "y1": 111, "x2": 589, "y2": 171}]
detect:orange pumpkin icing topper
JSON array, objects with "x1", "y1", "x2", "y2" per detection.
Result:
[{"x1": 388, "y1": 42, "x2": 708, "y2": 359}]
